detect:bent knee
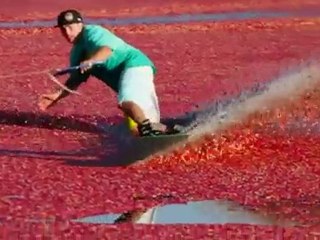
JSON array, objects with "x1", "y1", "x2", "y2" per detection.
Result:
[{"x1": 118, "y1": 101, "x2": 136, "y2": 109}]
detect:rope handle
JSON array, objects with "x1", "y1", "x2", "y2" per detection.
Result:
[
  {"x1": 48, "y1": 60, "x2": 105, "y2": 94},
  {"x1": 54, "y1": 60, "x2": 105, "y2": 76},
  {"x1": 0, "y1": 60, "x2": 105, "y2": 95}
]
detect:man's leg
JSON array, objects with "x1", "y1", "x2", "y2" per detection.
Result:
[
  {"x1": 120, "y1": 101, "x2": 168, "y2": 136},
  {"x1": 118, "y1": 66, "x2": 168, "y2": 136},
  {"x1": 120, "y1": 101, "x2": 149, "y2": 126}
]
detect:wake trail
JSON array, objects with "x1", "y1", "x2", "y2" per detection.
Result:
[{"x1": 184, "y1": 61, "x2": 320, "y2": 141}]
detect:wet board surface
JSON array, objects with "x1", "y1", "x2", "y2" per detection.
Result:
[
  {"x1": 135, "y1": 133, "x2": 190, "y2": 149},
  {"x1": 137, "y1": 132, "x2": 189, "y2": 140},
  {"x1": 123, "y1": 133, "x2": 190, "y2": 164}
]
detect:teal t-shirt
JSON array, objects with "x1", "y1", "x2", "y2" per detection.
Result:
[{"x1": 69, "y1": 24, "x2": 156, "y2": 92}]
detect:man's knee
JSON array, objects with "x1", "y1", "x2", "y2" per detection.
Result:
[
  {"x1": 119, "y1": 99, "x2": 160, "y2": 124},
  {"x1": 118, "y1": 101, "x2": 134, "y2": 109}
]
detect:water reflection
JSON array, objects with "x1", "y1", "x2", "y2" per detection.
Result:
[{"x1": 73, "y1": 200, "x2": 297, "y2": 226}]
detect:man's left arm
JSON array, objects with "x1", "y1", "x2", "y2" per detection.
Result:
[
  {"x1": 80, "y1": 46, "x2": 112, "y2": 73},
  {"x1": 79, "y1": 27, "x2": 115, "y2": 73}
]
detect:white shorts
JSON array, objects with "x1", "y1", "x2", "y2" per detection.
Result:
[{"x1": 118, "y1": 66, "x2": 160, "y2": 123}]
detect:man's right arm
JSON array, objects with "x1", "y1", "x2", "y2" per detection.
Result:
[
  {"x1": 38, "y1": 71, "x2": 89, "y2": 110},
  {"x1": 57, "y1": 70, "x2": 89, "y2": 98}
]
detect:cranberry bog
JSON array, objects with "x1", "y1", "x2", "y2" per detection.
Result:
[{"x1": 1, "y1": 1, "x2": 320, "y2": 239}]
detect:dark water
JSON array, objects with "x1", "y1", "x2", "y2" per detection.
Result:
[
  {"x1": 72, "y1": 200, "x2": 297, "y2": 226},
  {"x1": 0, "y1": 9, "x2": 320, "y2": 29}
]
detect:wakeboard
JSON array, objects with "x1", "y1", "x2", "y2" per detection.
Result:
[{"x1": 129, "y1": 126, "x2": 190, "y2": 161}]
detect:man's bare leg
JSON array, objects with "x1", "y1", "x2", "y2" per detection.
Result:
[
  {"x1": 119, "y1": 101, "x2": 168, "y2": 135},
  {"x1": 120, "y1": 101, "x2": 148, "y2": 125}
]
